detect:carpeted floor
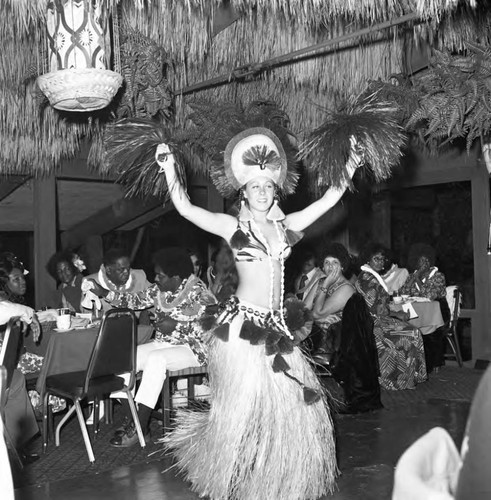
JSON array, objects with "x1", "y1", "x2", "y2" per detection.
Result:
[{"x1": 14, "y1": 362, "x2": 483, "y2": 490}]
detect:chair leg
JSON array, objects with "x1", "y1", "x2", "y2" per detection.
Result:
[
  {"x1": 74, "y1": 400, "x2": 95, "y2": 463},
  {"x1": 162, "y1": 376, "x2": 171, "y2": 432},
  {"x1": 452, "y1": 331, "x2": 463, "y2": 368},
  {"x1": 104, "y1": 399, "x2": 113, "y2": 424},
  {"x1": 447, "y1": 335, "x2": 463, "y2": 368},
  {"x1": 42, "y1": 391, "x2": 50, "y2": 454},
  {"x1": 93, "y1": 399, "x2": 100, "y2": 439},
  {"x1": 126, "y1": 393, "x2": 146, "y2": 449},
  {"x1": 188, "y1": 376, "x2": 196, "y2": 401},
  {"x1": 55, "y1": 404, "x2": 76, "y2": 447}
]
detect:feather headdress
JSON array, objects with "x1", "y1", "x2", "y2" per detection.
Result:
[{"x1": 183, "y1": 100, "x2": 299, "y2": 198}]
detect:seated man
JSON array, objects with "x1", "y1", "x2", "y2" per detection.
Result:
[
  {"x1": 89, "y1": 247, "x2": 216, "y2": 447},
  {"x1": 83, "y1": 248, "x2": 151, "y2": 314},
  {"x1": 294, "y1": 249, "x2": 325, "y2": 310}
]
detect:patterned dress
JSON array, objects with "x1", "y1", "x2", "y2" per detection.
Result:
[{"x1": 356, "y1": 271, "x2": 427, "y2": 390}]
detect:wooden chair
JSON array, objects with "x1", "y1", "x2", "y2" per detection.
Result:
[
  {"x1": 42, "y1": 309, "x2": 145, "y2": 463},
  {"x1": 152, "y1": 365, "x2": 209, "y2": 432},
  {"x1": 0, "y1": 318, "x2": 25, "y2": 470},
  {"x1": 444, "y1": 286, "x2": 463, "y2": 368}
]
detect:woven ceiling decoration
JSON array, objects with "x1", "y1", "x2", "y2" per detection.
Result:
[{"x1": 0, "y1": 0, "x2": 486, "y2": 175}]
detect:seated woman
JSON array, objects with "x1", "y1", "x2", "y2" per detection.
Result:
[
  {"x1": 0, "y1": 252, "x2": 30, "y2": 306},
  {"x1": 304, "y1": 243, "x2": 355, "y2": 365},
  {"x1": 401, "y1": 243, "x2": 447, "y2": 373},
  {"x1": 355, "y1": 243, "x2": 427, "y2": 390},
  {"x1": 47, "y1": 251, "x2": 86, "y2": 313},
  {"x1": 400, "y1": 243, "x2": 446, "y2": 300},
  {"x1": 206, "y1": 243, "x2": 239, "y2": 303},
  {"x1": 0, "y1": 254, "x2": 43, "y2": 375},
  {"x1": 88, "y1": 247, "x2": 216, "y2": 447},
  {"x1": 381, "y1": 250, "x2": 409, "y2": 295}
]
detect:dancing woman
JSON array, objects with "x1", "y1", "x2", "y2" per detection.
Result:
[{"x1": 155, "y1": 128, "x2": 361, "y2": 500}]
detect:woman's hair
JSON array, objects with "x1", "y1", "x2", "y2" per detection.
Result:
[
  {"x1": 407, "y1": 243, "x2": 436, "y2": 271},
  {"x1": 321, "y1": 243, "x2": 350, "y2": 273},
  {"x1": 153, "y1": 247, "x2": 194, "y2": 280},
  {"x1": 47, "y1": 250, "x2": 79, "y2": 280},
  {"x1": 0, "y1": 252, "x2": 26, "y2": 302},
  {"x1": 360, "y1": 242, "x2": 390, "y2": 265}
]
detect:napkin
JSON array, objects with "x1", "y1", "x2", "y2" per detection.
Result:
[
  {"x1": 81, "y1": 279, "x2": 103, "y2": 310},
  {"x1": 402, "y1": 302, "x2": 418, "y2": 319},
  {"x1": 409, "y1": 297, "x2": 431, "y2": 303},
  {"x1": 36, "y1": 309, "x2": 58, "y2": 323}
]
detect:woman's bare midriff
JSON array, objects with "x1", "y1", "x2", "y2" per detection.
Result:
[{"x1": 234, "y1": 259, "x2": 282, "y2": 309}]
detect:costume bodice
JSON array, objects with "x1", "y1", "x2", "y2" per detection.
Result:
[{"x1": 230, "y1": 220, "x2": 302, "y2": 262}]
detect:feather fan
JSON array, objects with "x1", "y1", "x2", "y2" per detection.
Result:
[
  {"x1": 101, "y1": 118, "x2": 186, "y2": 198},
  {"x1": 299, "y1": 91, "x2": 407, "y2": 195}
]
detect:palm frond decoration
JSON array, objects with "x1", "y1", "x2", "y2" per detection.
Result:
[
  {"x1": 94, "y1": 118, "x2": 185, "y2": 199},
  {"x1": 408, "y1": 42, "x2": 491, "y2": 152},
  {"x1": 298, "y1": 91, "x2": 406, "y2": 194}
]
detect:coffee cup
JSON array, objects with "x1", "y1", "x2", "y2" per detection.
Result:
[
  {"x1": 56, "y1": 314, "x2": 71, "y2": 330},
  {"x1": 393, "y1": 296, "x2": 403, "y2": 305}
]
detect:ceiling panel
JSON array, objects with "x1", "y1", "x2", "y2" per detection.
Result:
[{"x1": 0, "y1": 179, "x2": 123, "y2": 231}]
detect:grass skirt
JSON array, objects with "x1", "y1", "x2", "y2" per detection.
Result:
[{"x1": 164, "y1": 302, "x2": 338, "y2": 500}]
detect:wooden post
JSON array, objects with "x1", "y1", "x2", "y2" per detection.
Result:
[
  {"x1": 33, "y1": 176, "x2": 57, "y2": 309},
  {"x1": 471, "y1": 164, "x2": 491, "y2": 361}
]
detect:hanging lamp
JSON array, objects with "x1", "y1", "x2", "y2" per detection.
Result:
[{"x1": 37, "y1": 0, "x2": 123, "y2": 112}]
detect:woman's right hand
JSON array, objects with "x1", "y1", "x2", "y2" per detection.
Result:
[{"x1": 155, "y1": 143, "x2": 176, "y2": 172}]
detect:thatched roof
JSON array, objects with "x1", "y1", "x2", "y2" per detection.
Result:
[{"x1": 0, "y1": 0, "x2": 489, "y2": 175}]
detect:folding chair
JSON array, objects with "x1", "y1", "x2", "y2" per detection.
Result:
[
  {"x1": 42, "y1": 309, "x2": 145, "y2": 462},
  {"x1": 445, "y1": 287, "x2": 463, "y2": 368}
]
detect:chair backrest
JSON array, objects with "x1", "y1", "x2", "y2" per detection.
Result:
[
  {"x1": 0, "y1": 366, "x2": 6, "y2": 417},
  {"x1": 0, "y1": 318, "x2": 24, "y2": 391},
  {"x1": 83, "y1": 309, "x2": 137, "y2": 394},
  {"x1": 446, "y1": 285, "x2": 461, "y2": 322}
]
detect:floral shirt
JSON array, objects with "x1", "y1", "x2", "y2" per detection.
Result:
[
  {"x1": 107, "y1": 275, "x2": 216, "y2": 365},
  {"x1": 400, "y1": 268, "x2": 446, "y2": 300}
]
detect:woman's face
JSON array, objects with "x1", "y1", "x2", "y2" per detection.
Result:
[
  {"x1": 56, "y1": 261, "x2": 75, "y2": 284},
  {"x1": 215, "y1": 248, "x2": 232, "y2": 273},
  {"x1": 417, "y1": 255, "x2": 431, "y2": 272},
  {"x1": 368, "y1": 252, "x2": 386, "y2": 272},
  {"x1": 243, "y1": 177, "x2": 275, "y2": 213},
  {"x1": 190, "y1": 254, "x2": 201, "y2": 276},
  {"x1": 7, "y1": 267, "x2": 26, "y2": 296},
  {"x1": 323, "y1": 256, "x2": 342, "y2": 276}
]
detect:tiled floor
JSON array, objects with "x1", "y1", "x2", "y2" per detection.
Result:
[{"x1": 15, "y1": 364, "x2": 481, "y2": 500}]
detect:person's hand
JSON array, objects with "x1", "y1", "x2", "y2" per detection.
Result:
[
  {"x1": 346, "y1": 135, "x2": 365, "y2": 177},
  {"x1": 155, "y1": 143, "x2": 176, "y2": 173},
  {"x1": 323, "y1": 263, "x2": 341, "y2": 287},
  {"x1": 30, "y1": 315, "x2": 41, "y2": 343},
  {"x1": 85, "y1": 279, "x2": 109, "y2": 298}
]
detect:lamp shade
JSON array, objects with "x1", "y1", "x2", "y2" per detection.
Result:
[{"x1": 37, "y1": 0, "x2": 122, "y2": 112}]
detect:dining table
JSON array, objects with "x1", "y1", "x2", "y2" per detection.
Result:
[{"x1": 389, "y1": 298, "x2": 445, "y2": 335}]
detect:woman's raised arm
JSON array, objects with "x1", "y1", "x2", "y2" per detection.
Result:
[
  {"x1": 284, "y1": 139, "x2": 362, "y2": 232},
  {"x1": 156, "y1": 144, "x2": 236, "y2": 239}
]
